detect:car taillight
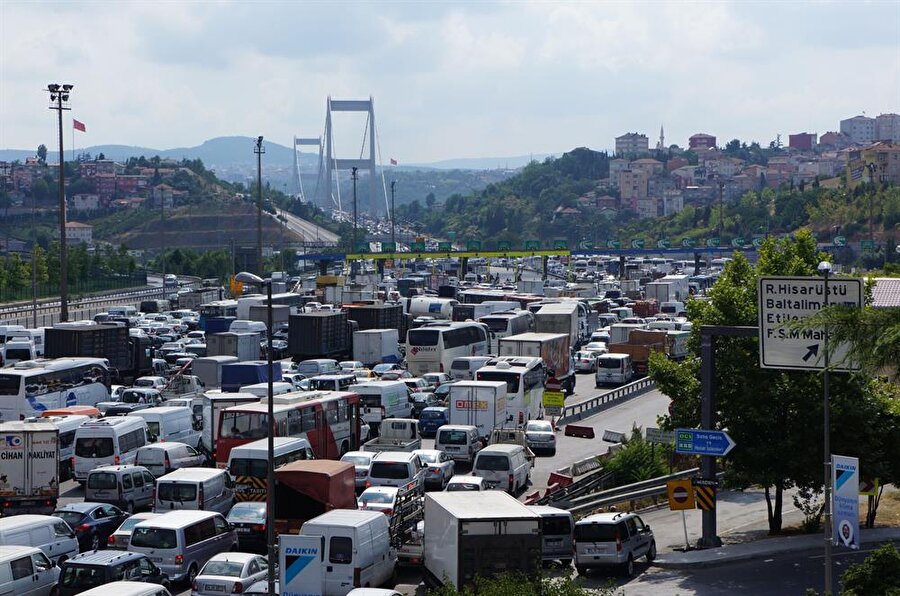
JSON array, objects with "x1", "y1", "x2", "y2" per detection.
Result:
[
  {"x1": 165, "y1": 453, "x2": 171, "y2": 470},
  {"x1": 430, "y1": 467, "x2": 440, "y2": 473},
  {"x1": 518, "y1": 412, "x2": 524, "y2": 424},
  {"x1": 380, "y1": 406, "x2": 385, "y2": 417},
  {"x1": 353, "y1": 567, "x2": 361, "y2": 587},
  {"x1": 384, "y1": 509, "x2": 393, "y2": 516},
  {"x1": 199, "y1": 485, "x2": 204, "y2": 509},
  {"x1": 232, "y1": 581, "x2": 243, "y2": 593},
  {"x1": 615, "y1": 530, "x2": 623, "y2": 552},
  {"x1": 77, "y1": 523, "x2": 91, "y2": 532},
  {"x1": 108, "y1": 535, "x2": 116, "y2": 545},
  {"x1": 70, "y1": 456, "x2": 75, "y2": 470},
  {"x1": 252, "y1": 524, "x2": 266, "y2": 532},
  {"x1": 439, "y1": 363, "x2": 444, "y2": 372},
  {"x1": 365, "y1": 480, "x2": 371, "y2": 488},
  {"x1": 192, "y1": 580, "x2": 198, "y2": 591},
  {"x1": 175, "y1": 554, "x2": 184, "y2": 566},
  {"x1": 113, "y1": 455, "x2": 120, "y2": 464},
  {"x1": 508, "y1": 474, "x2": 514, "y2": 488}
]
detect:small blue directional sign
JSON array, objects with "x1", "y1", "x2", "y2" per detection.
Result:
[{"x1": 675, "y1": 428, "x2": 736, "y2": 457}]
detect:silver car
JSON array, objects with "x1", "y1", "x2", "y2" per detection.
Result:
[
  {"x1": 413, "y1": 449, "x2": 455, "y2": 490},
  {"x1": 191, "y1": 552, "x2": 268, "y2": 596},
  {"x1": 524, "y1": 420, "x2": 557, "y2": 456},
  {"x1": 574, "y1": 351, "x2": 600, "y2": 373},
  {"x1": 341, "y1": 451, "x2": 375, "y2": 491},
  {"x1": 574, "y1": 511, "x2": 655, "y2": 577}
]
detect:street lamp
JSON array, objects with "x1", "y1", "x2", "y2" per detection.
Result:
[
  {"x1": 818, "y1": 260, "x2": 833, "y2": 596},
  {"x1": 234, "y1": 270, "x2": 275, "y2": 594},
  {"x1": 254, "y1": 137, "x2": 265, "y2": 273},
  {"x1": 47, "y1": 83, "x2": 73, "y2": 322}
]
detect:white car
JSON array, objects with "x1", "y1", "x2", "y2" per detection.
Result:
[
  {"x1": 133, "y1": 376, "x2": 167, "y2": 390},
  {"x1": 574, "y1": 351, "x2": 600, "y2": 373},
  {"x1": 583, "y1": 342, "x2": 608, "y2": 354},
  {"x1": 524, "y1": 420, "x2": 557, "y2": 456},
  {"x1": 413, "y1": 449, "x2": 455, "y2": 490},
  {"x1": 357, "y1": 486, "x2": 404, "y2": 516},
  {"x1": 445, "y1": 475, "x2": 485, "y2": 492},
  {"x1": 191, "y1": 552, "x2": 269, "y2": 596},
  {"x1": 341, "y1": 450, "x2": 375, "y2": 490}
]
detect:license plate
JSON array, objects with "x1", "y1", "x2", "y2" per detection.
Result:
[
  {"x1": 547, "y1": 539, "x2": 562, "y2": 545},
  {"x1": 206, "y1": 584, "x2": 225, "y2": 592},
  {"x1": 445, "y1": 446, "x2": 459, "y2": 451},
  {"x1": 236, "y1": 527, "x2": 250, "y2": 533},
  {"x1": 587, "y1": 547, "x2": 608, "y2": 554}
]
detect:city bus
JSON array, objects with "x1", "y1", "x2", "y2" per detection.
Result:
[
  {"x1": 198, "y1": 300, "x2": 238, "y2": 331},
  {"x1": 477, "y1": 356, "x2": 546, "y2": 426},
  {"x1": 478, "y1": 310, "x2": 534, "y2": 354},
  {"x1": 235, "y1": 292, "x2": 304, "y2": 320},
  {"x1": 215, "y1": 390, "x2": 361, "y2": 467},
  {"x1": 405, "y1": 321, "x2": 489, "y2": 376},
  {"x1": 227, "y1": 436, "x2": 315, "y2": 502},
  {"x1": 0, "y1": 357, "x2": 111, "y2": 423}
]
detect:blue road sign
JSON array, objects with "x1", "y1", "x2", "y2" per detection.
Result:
[{"x1": 675, "y1": 428, "x2": 736, "y2": 457}]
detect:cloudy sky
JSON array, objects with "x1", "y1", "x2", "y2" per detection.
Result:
[{"x1": 2, "y1": 1, "x2": 898, "y2": 162}]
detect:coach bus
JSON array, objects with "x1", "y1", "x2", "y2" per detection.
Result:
[
  {"x1": 405, "y1": 321, "x2": 489, "y2": 376},
  {"x1": 0, "y1": 357, "x2": 111, "y2": 422}
]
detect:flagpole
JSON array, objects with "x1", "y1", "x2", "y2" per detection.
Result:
[{"x1": 71, "y1": 120, "x2": 75, "y2": 163}]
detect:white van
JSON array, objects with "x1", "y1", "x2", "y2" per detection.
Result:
[
  {"x1": 107, "y1": 305, "x2": 139, "y2": 318},
  {"x1": 367, "y1": 452, "x2": 426, "y2": 493},
  {"x1": 73, "y1": 417, "x2": 150, "y2": 483},
  {"x1": 0, "y1": 515, "x2": 79, "y2": 566},
  {"x1": 449, "y1": 356, "x2": 493, "y2": 381},
  {"x1": 228, "y1": 320, "x2": 266, "y2": 335},
  {"x1": 75, "y1": 582, "x2": 171, "y2": 596},
  {"x1": 135, "y1": 442, "x2": 206, "y2": 478},
  {"x1": 472, "y1": 444, "x2": 531, "y2": 494},
  {"x1": 351, "y1": 381, "x2": 412, "y2": 435},
  {"x1": 595, "y1": 353, "x2": 634, "y2": 386},
  {"x1": 0, "y1": 545, "x2": 59, "y2": 596},
  {"x1": 239, "y1": 381, "x2": 293, "y2": 398},
  {"x1": 154, "y1": 468, "x2": 234, "y2": 514},
  {"x1": 227, "y1": 437, "x2": 314, "y2": 502},
  {"x1": 308, "y1": 374, "x2": 358, "y2": 392},
  {"x1": 127, "y1": 406, "x2": 201, "y2": 447},
  {"x1": 434, "y1": 425, "x2": 482, "y2": 464},
  {"x1": 300, "y1": 510, "x2": 397, "y2": 595},
  {"x1": 85, "y1": 465, "x2": 156, "y2": 513}
]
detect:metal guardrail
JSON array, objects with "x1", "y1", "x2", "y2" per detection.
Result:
[
  {"x1": 559, "y1": 377, "x2": 657, "y2": 424},
  {"x1": 565, "y1": 468, "x2": 702, "y2": 514}
]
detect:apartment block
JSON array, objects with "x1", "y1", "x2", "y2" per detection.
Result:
[
  {"x1": 875, "y1": 113, "x2": 900, "y2": 142},
  {"x1": 615, "y1": 133, "x2": 649, "y2": 156},
  {"x1": 840, "y1": 115, "x2": 875, "y2": 144},
  {"x1": 689, "y1": 133, "x2": 717, "y2": 151}
]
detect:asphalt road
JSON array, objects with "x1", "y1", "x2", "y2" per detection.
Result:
[{"x1": 274, "y1": 208, "x2": 339, "y2": 244}]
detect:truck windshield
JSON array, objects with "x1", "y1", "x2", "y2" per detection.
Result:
[
  {"x1": 407, "y1": 329, "x2": 439, "y2": 347},
  {"x1": 438, "y1": 430, "x2": 467, "y2": 445},
  {"x1": 75, "y1": 437, "x2": 114, "y2": 458},
  {"x1": 475, "y1": 454, "x2": 510, "y2": 471},
  {"x1": 157, "y1": 483, "x2": 197, "y2": 502},
  {"x1": 0, "y1": 374, "x2": 21, "y2": 396}
]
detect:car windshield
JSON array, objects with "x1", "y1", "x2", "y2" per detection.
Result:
[
  {"x1": 447, "y1": 482, "x2": 480, "y2": 491},
  {"x1": 574, "y1": 523, "x2": 619, "y2": 542},
  {"x1": 526, "y1": 421, "x2": 552, "y2": 433},
  {"x1": 227, "y1": 505, "x2": 266, "y2": 523},
  {"x1": 575, "y1": 352, "x2": 592, "y2": 360},
  {"x1": 202, "y1": 561, "x2": 244, "y2": 577},
  {"x1": 599, "y1": 358, "x2": 623, "y2": 369},
  {"x1": 75, "y1": 437, "x2": 114, "y2": 458},
  {"x1": 476, "y1": 454, "x2": 510, "y2": 471},
  {"x1": 415, "y1": 452, "x2": 438, "y2": 463},
  {"x1": 87, "y1": 472, "x2": 118, "y2": 490},
  {"x1": 131, "y1": 527, "x2": 177, "y2": 549},
  {"x1": 117, "y1": 517, "x2": 148, "y2": 532},
  {"x1": 438, "y1": 429, "x2": 468, "y2": 445},
  {"x1": 373, "y1": 364, "x2": 394, "y2": 373},
  {"x1": 53, "y1": 511, "x2": 84, "y2": 527},
  {"x1": 359, "y1": 492, "x2": 394, "y2": 505},
  {"x1": 341, "y1": 455, "x2": 371, "y2": 466},
  {"x1": 369, "y1": 462, "x2": 410, "y2": 480}
]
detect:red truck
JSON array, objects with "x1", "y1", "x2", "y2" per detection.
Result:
[{"x1": 274, "y1": 460, "x2": 358, "y2": 534}]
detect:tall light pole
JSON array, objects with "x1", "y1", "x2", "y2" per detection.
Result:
[
  {"x1": 818, "y1": 260, "x2": 833, "y2": 596},
  {"x1": 254, "y1": 136, "x2": 265, "y2": 273},
  {"x1": 234, "y1": 271, "x2": 274, "y2": 595},
  {"x1": 47, "y1": 83, "x2": 73, "y2": 322},
  {"x1": 351, "y1": 167, "x2": 359, "y2": 250},
  {"x1": 390, "y1": 180, "x2": 396, "y2": 247}
]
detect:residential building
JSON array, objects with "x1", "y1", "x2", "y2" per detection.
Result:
[
  {"x1": 875, "y1": 113, "x2": 900, "y2": 142},
  {"x1": 631, "y1": 158, "x2": 664, "y2": 177},
  {"x1": 861, "y1": 142, "x2": 900, "y2": 186},
  {"x1": 152, "y1": 184, "x2": 175, "y2": 209},
  {"x1": 615, "y1": 133, "x2": 649, "y2": 156},
  {"x1": 635, "y1": 197, "x2": 658, "y2": 219},
  {"x1": 618, "y1": 169, "x2": 649, "y2": 215},
  {"x1": 608, "y1": 159, "x2": 630, "y2": 188},
  {"x1": 69, "y1": 194, "x2": 100, "y2": 212},
  {"x1": 789, "y1": 133, "x2": 817, "y2": 151},
  {"x1": 840, "y1": 115, "x2": 875, "y2": 144},
  {"x1": 819, "y1": 131, "x2": 852, "y2": 149},
  {"x1": 682, "y1": 185, "x2": 717, "y2": 205},
  {"x1": 689, "y1": 133, "x2": 717, "y2": 151},
  {"x1": 65, "y1": 221, "x2": 93, "y2": 245},
  {"x1": 662, "y1": 190, "x2": 684, "y2": 216},
  {"x1": 666, "y1": 156, "x2": 689, "y2": 172}
]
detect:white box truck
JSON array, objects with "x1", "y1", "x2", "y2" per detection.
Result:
[
  {"x1": 207, "y1": 332, "x2": 260, "y2": 362},
  {"x1": 423, "y1": 491, "x2": 542, "y2": 590},
  {"x1": 352, "y1": 329, "x2": 401, "y2": 367},
  {"x1": 448, "y1": 381, "x2": 508, "y2": 439},
  {"x1": 499, "y1": 332, "x2": 575, "y2": 395},
  {"x1": 0, "y1": 421, "x2": 60, "y2": 516},
  {"x1": 534, "y1": 302, "x2": 579, "y2": 347},
  {"x1": 190, "y1": 355, "x2": 239, "y2": 389}
]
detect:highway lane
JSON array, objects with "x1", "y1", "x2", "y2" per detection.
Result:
[{"x1": 274, "y1": 208, "x2": 339, "y2": 244}]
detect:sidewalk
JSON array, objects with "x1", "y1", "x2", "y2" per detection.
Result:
[{"x1": 655, "y1": 527, "x2": 900, "y2": 569}]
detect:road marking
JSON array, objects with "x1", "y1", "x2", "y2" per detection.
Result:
[
  {"x1": 720, "y1": 506, "x2": 800, "y2": 535},
  {"x1": 808, "y1": 544, "x2": 899, "y2": 559}
]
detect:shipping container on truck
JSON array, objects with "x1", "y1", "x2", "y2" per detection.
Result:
[
  {"x1": 498, "y1": 332, "x2": 575, "y2": 395},
  {"x1": 207, "y1": 331, "x2": 260, "y2": 362},
  {"x1": 44, "y1": 325, "x2": 131, "y2": 371},
  {"x1": 273, "y1": 460, "x2": 358, "y2": 534},
  {"x1": 352, "y1": 329, "x2": 401, "y2": 367},
  {"x1": 0, "y1": 421, "x2": 60, "y2": 516},
  {"x1": 288, "y1": 311, "x2": 352, "y2": 360},
  {"x1": 534, "y1": 302, "x2": 580, "y2": 348},
  {"x1": 248, "y1": 304, "x2": 290, "y2": 328},
  {"x1": 447, "y1": 381, "x2": 508, "y2": 440},
  {"x1": 219, "y1": 361, "x2": 282, "y2": 392},
  {"x1": 423, "y1": 492, "x2": 542, "y2": 590},
  {"x1": 344, "y1": 303, "x2": 404, "y2": 331},
  {"x1": 192, "y1": 355, "x2": 239, "y2": 389},
  {"x1": 607, "y1": 329, "x2": 671, "y2": 375}
]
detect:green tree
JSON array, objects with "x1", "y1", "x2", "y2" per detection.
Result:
[
  {"x1": 32, "y1": 245, "x2": 49, "y2": 286},
  {"x1": 602, "y1": 426, "x2": 668, "y2": 485},
  {"x1": 37, "y1": 144, "x2": 47, "y2": 163},
  {"x1": 31, "y1": 178, "x2": 50, "y2": 202},
  {"x1": 0, "y1": 189, "x2": 11, "y2": 216},
  {"x1": 840, "y1": 542, "x2": 900, "y2": 596},
  {"x1": 650, "y1": 230, "x2": 900, "y2": 534}
]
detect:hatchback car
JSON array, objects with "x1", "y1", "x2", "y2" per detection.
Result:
[
  {"x1": 421, "y1": 372, "x2": 451, "y2": 388},
  {"x1": 107, "y1": 512, "x2": 162, "y2": 550},
  {"x1": 574, "y1": 511, "x2": 655, "y2": 577},
  {"x1": 574, "y1": 351, "x2": 600, "y2": 373},
  {"x1": 372, "y1": 363, "x2": 403, "y2": 377},
  {"x1": 340, "y1": 451, "x2": 375, "y2": 491},
  {"x1": 191, "y1": 552, "x2": 269, "y2": 596},
  {"x1": 524, "y1": 420, "x2": 557, "y2": 456},
  {"x1": 412, "y1": 449, "x2": 455, "y2": 490},
  {"x1": 410, "y1": 392, "x2": 440, "y2": 417},
  {"x1": 53, "y1": 503, "x2": 130, "y2": 552},
  {"x1": 225, "y1": 502, "x2": 268, "y2": 554},
  {"x1": 57, "y1": 550, "x2": 169, "y2": 596},
  {"x1": 357, "y1": 486, "x2": 404, "y2": 516},
  {"x1": 445, "y1": 475, "x2": 485, "y2": 492}
]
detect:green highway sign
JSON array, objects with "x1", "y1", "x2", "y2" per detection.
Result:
[
  {"x1": 752, "y1": 237, "x2": 765, "y2": 248},
  {"x1": 607, "y1": 240, "x2": 621, "y2": 249},
  {"x1": 497, "y1": 240, "x2": 512, "y2": 251},
  {"x1": 525, "y1": 240, "x2": 541, "y2": 251},
  {"x1": 731, "y1": 237, "x2": 745, "y2": 248},
  {"x1": 861, "y1": 239, "x2": 876, "y2": 251},
  {"x1": 579, "y1": 240, "x2": 594, "y2": 250},
  {"x1": 657, "y1": 239, "x2": 671, "y2": 249},
  {"x1": 381, "y1": 242, "x2": 396, "y2": 253},
  {"x1": 631, "y1": 238, "x2": 645, "y2": 249},
  {"x1": 682, "y1": 238, "x2": 696, "y2": 248},
  {"x1": 438, "y1": 242, "x2": 452, "y2": 252},
  {"x1": 466, "y1": 240, "x2": 482, "y2": 252},
  {"x1": 410, "y1": 242, "x2": 426, "y2": 251},
  {"x1": 354, "y1": 241, "x2": 370, "y2": 253},
  {"x1": 552, "y1": 239, "x2": 568, "y2": 250},
  {"x1": 706, "y1": 238, "x2": 721, "y2": 248},
  {"x1": 833, "y1": 235, "x2": 847, "y2": 247}
]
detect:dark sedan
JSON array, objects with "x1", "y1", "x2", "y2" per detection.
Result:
[{"x1": 53, "y1": 502, "x2": 130, "y2": 552}]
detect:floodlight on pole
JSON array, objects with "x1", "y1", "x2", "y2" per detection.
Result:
[
  {"x1": 47, "y1": 82, "x2": 73, "y2": 322},
  {"x1": 819, "y1": 259, "x2": 833, "y2": 596}
]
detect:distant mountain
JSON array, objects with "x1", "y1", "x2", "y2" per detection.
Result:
[{"x1": 1, "y1": 137, "x2": 557, "y2": 173}]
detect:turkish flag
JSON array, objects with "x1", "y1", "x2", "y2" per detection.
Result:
[{"x1": 73, "y1": 119, "x2": 86, "y2": 132}]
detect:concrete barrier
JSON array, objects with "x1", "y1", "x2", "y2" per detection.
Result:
[{"x1": 564, "y1": 424, "x2": 595, "y2": 439}]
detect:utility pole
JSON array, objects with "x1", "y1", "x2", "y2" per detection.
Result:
[
  {"x1": 390, "y1": 180, "x2": 396, "y2": 246},
  {"x1": 255, "y1": 136, "x2": 265, "y2": 273},
  {"x1": 160, "y1": 190, "x2": 166, "y2": 293},
  {"x1": 352, "y1": 167, "x2": 359, "y2": 250},
  {"x1": 47, "y1": 83, "x2": 73, "y2": 322}
]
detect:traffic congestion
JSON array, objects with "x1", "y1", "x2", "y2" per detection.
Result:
[{"x1": 0, "y1": 254, "x2": 716, "y2": 595}]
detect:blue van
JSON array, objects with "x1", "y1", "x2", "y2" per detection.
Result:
[{"x1": 418, "y1": 406, "x2": 449, "y2": 437}]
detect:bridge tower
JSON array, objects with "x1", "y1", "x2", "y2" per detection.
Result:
[
  {"x1": 293, "y1": 136, "x2": 323, "y2": 203},
  {"x1": 324, "y1": 96, "x2": 382, "y2": 216}
]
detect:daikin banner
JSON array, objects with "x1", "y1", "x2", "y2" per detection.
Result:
[
  {"x1": 280, "y1": 534, "x2": 324, "y2": 596},
  {"x1": 832, "y1": 454, "x2": 860, "y2": 550}
]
